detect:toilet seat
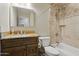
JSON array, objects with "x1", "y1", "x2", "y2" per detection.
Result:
[{"x1": 44, "y1": 46, "x2": 60, "y2": 56}]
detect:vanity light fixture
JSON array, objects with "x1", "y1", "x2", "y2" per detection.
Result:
[{"x1": 26, "y1": 3, "x2": 32, "y2": 9}]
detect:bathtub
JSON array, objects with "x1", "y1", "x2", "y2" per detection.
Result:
[
  {"x1": 39, "y1": 36, "x2": 79, "y2": 56},
  {"x1": 56, "y1": 43, "x2": 79, "y2": 56}
]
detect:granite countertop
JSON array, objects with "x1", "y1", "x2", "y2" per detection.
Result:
[{"x1": 1, "y1": 34, "x2": 39, "y2": 39}]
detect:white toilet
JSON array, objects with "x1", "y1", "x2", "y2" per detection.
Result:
[{"x1": 39, "y1": 37, "x2": 60, "y2": 56}]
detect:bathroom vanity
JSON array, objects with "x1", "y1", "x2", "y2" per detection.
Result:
[
  {"x1": 0, "y1": 4, "x2": 39, "y2": 56},
  {"x1": 0, "y1": 35, "x2": 39, "y2": 56}
]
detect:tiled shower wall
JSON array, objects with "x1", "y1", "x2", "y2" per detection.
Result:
[{"x1": 50, "y1": 3, "x2": 79, "y2": 48}]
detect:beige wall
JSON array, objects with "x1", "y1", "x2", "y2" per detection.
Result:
[
  {"x1": 0, "y1": 3, "x2": 10, "y2": 32},
  {"x1": 32, "y1": 3, "x2": 50, "y2": 36}
]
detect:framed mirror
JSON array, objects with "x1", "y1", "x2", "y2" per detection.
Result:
[{"x1": 10, "y1": 5, "x2": 36, "y2": 29}]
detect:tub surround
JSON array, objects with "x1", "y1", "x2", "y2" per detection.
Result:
[{"x1": 50, "y1": 3, "x2": 79, "y2": 48}]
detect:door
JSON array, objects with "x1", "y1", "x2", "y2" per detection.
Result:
[
  {"x1": 2, "y1": 46, "x2": 26, "y2": 56},
  {"x1": 26, "y1": 44, "x2": 38, "y2": 56}
]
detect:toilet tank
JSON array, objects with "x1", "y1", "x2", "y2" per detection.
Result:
[{"x1": 39, "y1": 36, "x2": 50, "y2": 47}]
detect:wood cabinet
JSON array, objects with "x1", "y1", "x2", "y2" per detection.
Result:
[{"x1": 0, "y1": 36, "x2": 38, "y2": 56}]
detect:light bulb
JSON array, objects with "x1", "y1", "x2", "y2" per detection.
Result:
[{"x1": 27, "y1": 3, "x2": 31, "y2": 6}]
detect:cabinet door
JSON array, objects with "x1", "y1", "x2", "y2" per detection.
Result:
[
  {"x1": 27, "y1": 44, "x2": 38, "y2": 56},
  {"x1": 0, "y1": 40, "x2": 1, "y2": 56},
  {"x1": 2, "y1": 46, "x2": 26, "y2": 56}
]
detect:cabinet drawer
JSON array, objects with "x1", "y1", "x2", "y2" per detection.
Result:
[
  {"x1": 1, "y1": 39, "x2": 24, "y2": 48},
  {"x1": 1, "y1": 37, "x2": 38, "y2": 48},
  {"x1": 23, "y1": 37, "x2": 38, "y2": 44}
]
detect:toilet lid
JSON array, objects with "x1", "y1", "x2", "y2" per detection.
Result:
[{"x1": 45, "y1": 46, "x2": 60, "y2": 55}]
